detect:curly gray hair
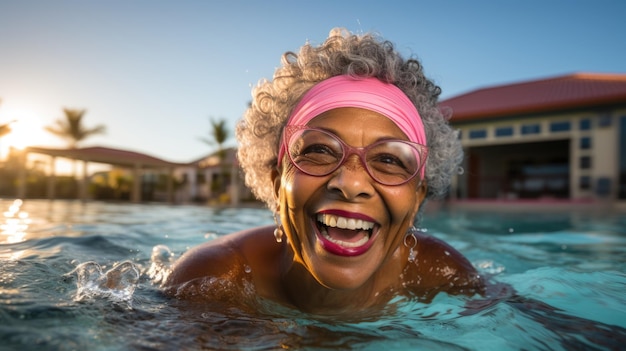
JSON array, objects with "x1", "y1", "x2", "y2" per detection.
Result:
[{"x1": 236, "y1": 28, "x2": 462, "y2": 212}]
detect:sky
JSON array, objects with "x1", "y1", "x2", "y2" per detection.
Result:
[{"x1": 0, "y1": 0, "x2": 625, "y2": 165}]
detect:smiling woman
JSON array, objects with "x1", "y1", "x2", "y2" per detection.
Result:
[{"x1": 163, "y1": 28, "x2": 484, "y2": 316}]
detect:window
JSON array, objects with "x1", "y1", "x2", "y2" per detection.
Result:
[
  {"x1": 580, "y1": 176, "x2": 591, "y2": 190},
  {"x1": 580, "y1": 137, "x2": 591, "y2": 150},
  {"x1": 580, "y1": 156, "x2": 591, "y2": 169},
  {"x1": 550, "y1": 121, "x2": 571, "y2": 132},
  {"x1": 579, "y1": 118, "x2": 591, "y2": 131},
  {"x1": 598, "y1": 113, "x2": 612, "y2": 127},
  {"x1": 521, "y1": 124, "x2": 541, "y2": 135},
  {"x1": 495, "y1": 126, "x2": 514, "y2": 137},
  {"x1": 469, "y1": 129, "x2": 487, "y2": 139}
]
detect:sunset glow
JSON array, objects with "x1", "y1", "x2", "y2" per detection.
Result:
[
  {"x1": 0, "y1": 102, "x2": 63, "y2": 160},
  {"x1": 0, "y1": 101, "x2": 110, "y2": 176}
]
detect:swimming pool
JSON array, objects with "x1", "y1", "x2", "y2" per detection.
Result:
[{"x1": 1, "y1": 199, "x2": 624, "y2": 350}]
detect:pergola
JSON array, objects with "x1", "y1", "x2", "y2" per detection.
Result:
[{"x1": 20, "y1": 146, "x2": 183, "y2": 203}]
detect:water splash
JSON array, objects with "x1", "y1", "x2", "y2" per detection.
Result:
[
  {"x1": 474, "y1": 260, "x2": 506, "y2": 275},
  {"x1": 147, "y1": 244, "x2": 175, "y2": 285},
  {"x1": 66, "y1": 260, "x2": 140, "y2": 307}
]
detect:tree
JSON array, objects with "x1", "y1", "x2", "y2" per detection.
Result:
[
  {"x1": 45, "y1": 108, "x2": 107, "y2": 191},
  {"x1": 0, "y1": 120, "x2": 14, "y2": 138},
  {"x1": 199, "y1": 117, "x2": 230, "y2": 158},
  {"x1": 45, "y1": 108, "x2": 106, "y2": 148},
  {"x1": 199, "y1": 117, "x2": 231, "y2": 198},
  {"x1": 0, "y1": 120, "x2": 15, "y2": 162},
  {"x1": 0, "y1": 97, "x2": 14, "y2": 139}
]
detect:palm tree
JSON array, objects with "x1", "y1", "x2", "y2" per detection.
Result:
[
  {"x1": 0, "y1": 121, "x2": 15, "y2": 163},
  {"x1": 199, "y1": 117, "x2": 230, "y2": 197},
  {"x1": 45, "y1": 108, "x2": 106, "y2": 148},
  {"x1": 0, "y1": 98, "x2": 12, "y2": 139},
  {"x1": 199, "y1": 117, "x2": 229, "y2": 158},
  {"x1": 45, "y1": 108, "x2": 106, "y2": 193},
  {"x1": 0, "y1": 120, "x2": 13, "y2": 138}
]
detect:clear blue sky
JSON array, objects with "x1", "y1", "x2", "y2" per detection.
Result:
[{"x1": 1, "y1": 0, "x2": 624, "y2": 163}]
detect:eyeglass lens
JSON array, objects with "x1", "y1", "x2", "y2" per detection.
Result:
[{"x1": 286, "y1": 128, "x2": 425, "y2": 185}]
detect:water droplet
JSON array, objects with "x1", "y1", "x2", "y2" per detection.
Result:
[{"x1": 244, "y1": 265, "x2": 252, "y2": 274}]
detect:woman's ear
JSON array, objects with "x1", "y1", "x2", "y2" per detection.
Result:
[
  {"x1": 271, "y1": 166, "x2": 281, "y2": 200},
  {"x1": 411, "y1": 180, "x2": 428, "y2": 219}
]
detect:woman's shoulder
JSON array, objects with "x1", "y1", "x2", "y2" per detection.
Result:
[
  {"x1": 162, "y1": 225, "x2": 277, "y2": 291},
  {"x1": 406, "y1": 233, "x2": 484, "y2": 299}
]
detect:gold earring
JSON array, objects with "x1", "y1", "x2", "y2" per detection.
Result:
[
  {"x1": 273, "y1": 213, "x2": 284, "y2": 243},
  {"x1": 404, "y1": 227, "x2": 419, "y2": 262}
]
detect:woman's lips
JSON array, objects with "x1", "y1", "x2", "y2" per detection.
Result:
[{"x1": 314, "y1": 212, "x2": 378, "y2": 257}]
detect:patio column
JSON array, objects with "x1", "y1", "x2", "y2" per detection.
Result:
[
  {"x1": 79, "y1": 160, "x2": 88, "y2": 201},
  {"x1": 47, "y1": 156, "x2": 56, "y2": 200},
  {"x1": 450, "y1": 172, "x2": 458, "y2": 201},
  {"x1": 166, "y1": 167, "x2": 174, "y2": 204},
  {"x1": 131, "y1": 163, "x2": 142, "y2": 203},
  {"x1": 230, "y1": 161, "x2": 239, "y2": 206},
  {"x1": 17, "y1": 149, "x2": 26, "y2": 199}
]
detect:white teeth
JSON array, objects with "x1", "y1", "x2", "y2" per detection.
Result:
[
  {"x1": 320, "y1": 228, "x2": 369, "y2": 247},
  {"x1": 316, "y1": 214, "x2": 374, "y2": 230},
  {"x1": 337, "y1": 217, "x2": 348, "y2": 229}
]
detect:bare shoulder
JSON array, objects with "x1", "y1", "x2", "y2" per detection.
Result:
[
  {"x1": 406, "y1": 233, "x2": 485, "y2": 299},
  {"x1": 163, "y1": 225, "x2": 277, "y2": 290}
]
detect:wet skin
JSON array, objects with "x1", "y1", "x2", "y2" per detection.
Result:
[{"x1": 164, "y1": 108, "x2": 484, "y2": 314}]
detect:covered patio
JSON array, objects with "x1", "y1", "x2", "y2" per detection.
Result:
[{"x1": 19, "y1": 146, "x2": 183, "y2": 203}]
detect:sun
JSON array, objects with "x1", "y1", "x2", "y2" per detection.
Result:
[
  {"x1": 0, "y1": 103, "x2": 62, "y2": 160},
  {"x1": 2, "y1": 119, "x2": 29, "y2": 150}
]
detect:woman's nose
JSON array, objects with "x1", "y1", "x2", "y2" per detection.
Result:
[{"x1": 326, "y1": 156, "x2": 375, "y2": 200}]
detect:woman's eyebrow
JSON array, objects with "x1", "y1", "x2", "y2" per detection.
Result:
[{"x1": 314, "y1": 126, "x2": 406, "y2": 143}]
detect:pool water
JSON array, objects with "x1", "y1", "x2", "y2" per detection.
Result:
[{"x1": 1, "y1": 199, "x2": 624, "y2": 350}]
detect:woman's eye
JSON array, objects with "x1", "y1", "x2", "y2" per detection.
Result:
[
  {"x1": 377, "y1": 154, "x2": 403, "y2": 165},
  {"x1": 371, "y1": 154, "x2": 409, "y2": 171},
  {"x1": 302, "y1": 144, "x2": 335, "y2": 156}
]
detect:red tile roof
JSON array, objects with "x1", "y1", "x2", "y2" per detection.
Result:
[
  {"x1": 26, "y1": 146, "x2": 183, "y2": 168},
  {"x1": 440, "y1": 73, "x2": 626, "y2": 122}
]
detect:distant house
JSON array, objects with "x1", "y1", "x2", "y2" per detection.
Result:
[
  {"x1": 173, "y1": 147, "x2": 253, "y2": 205},
  {"x1": 441, "y1": 72, "x2": 626, "y2": 203},
  {"x1": 18, "y1": 146, "x2": 255, "y2": 205},
  {"x1": 21, "y1": 146, "x2": 182, "y2": 202}
]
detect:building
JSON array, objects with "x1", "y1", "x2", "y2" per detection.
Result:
[
  {"x1": 16, "y1": 145, "x2": 254, "y2": 205},
  {"x1": 440, "y1": 73, "x2": 626, "y2": 203},
  {"x1": 20, "y1": 146, "x2": 182, "y2": 202},
  {"x1": 173, "y1": 147, "x2": 253, "y2": 205}
]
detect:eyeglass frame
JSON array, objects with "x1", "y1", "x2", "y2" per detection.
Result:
[{"x1": 280, "y1": 125, "x2": 428, "y2": 186}]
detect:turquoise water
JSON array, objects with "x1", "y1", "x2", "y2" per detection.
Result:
[{"x1": 0, "y1": 199, "x2": 624, "y2": 350}]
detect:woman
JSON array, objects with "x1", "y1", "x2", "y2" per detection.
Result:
[{"x1": 164, "y1": 28, "x2": 484, "y2": 314}]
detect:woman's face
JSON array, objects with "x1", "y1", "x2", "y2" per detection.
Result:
[{"x1": 275, "y1": 107, "x2": 426, "y2": 290}]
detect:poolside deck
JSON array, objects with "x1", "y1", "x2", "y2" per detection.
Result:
[{"x1": 434, "y1": 198, "x2": 626, "y2": 213}]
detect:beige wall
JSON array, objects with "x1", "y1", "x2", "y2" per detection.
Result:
[{"x1": 453, "y1": 108, "x2": 623, "y2": 200}]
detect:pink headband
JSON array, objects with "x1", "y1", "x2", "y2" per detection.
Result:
[{"x1": 278, "y1": 75, "x2": 427, "y2": 176}]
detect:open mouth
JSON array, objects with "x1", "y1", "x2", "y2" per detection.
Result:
[{"x1": 315, "y1": 213, "x2": 377, "y2": 256}]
